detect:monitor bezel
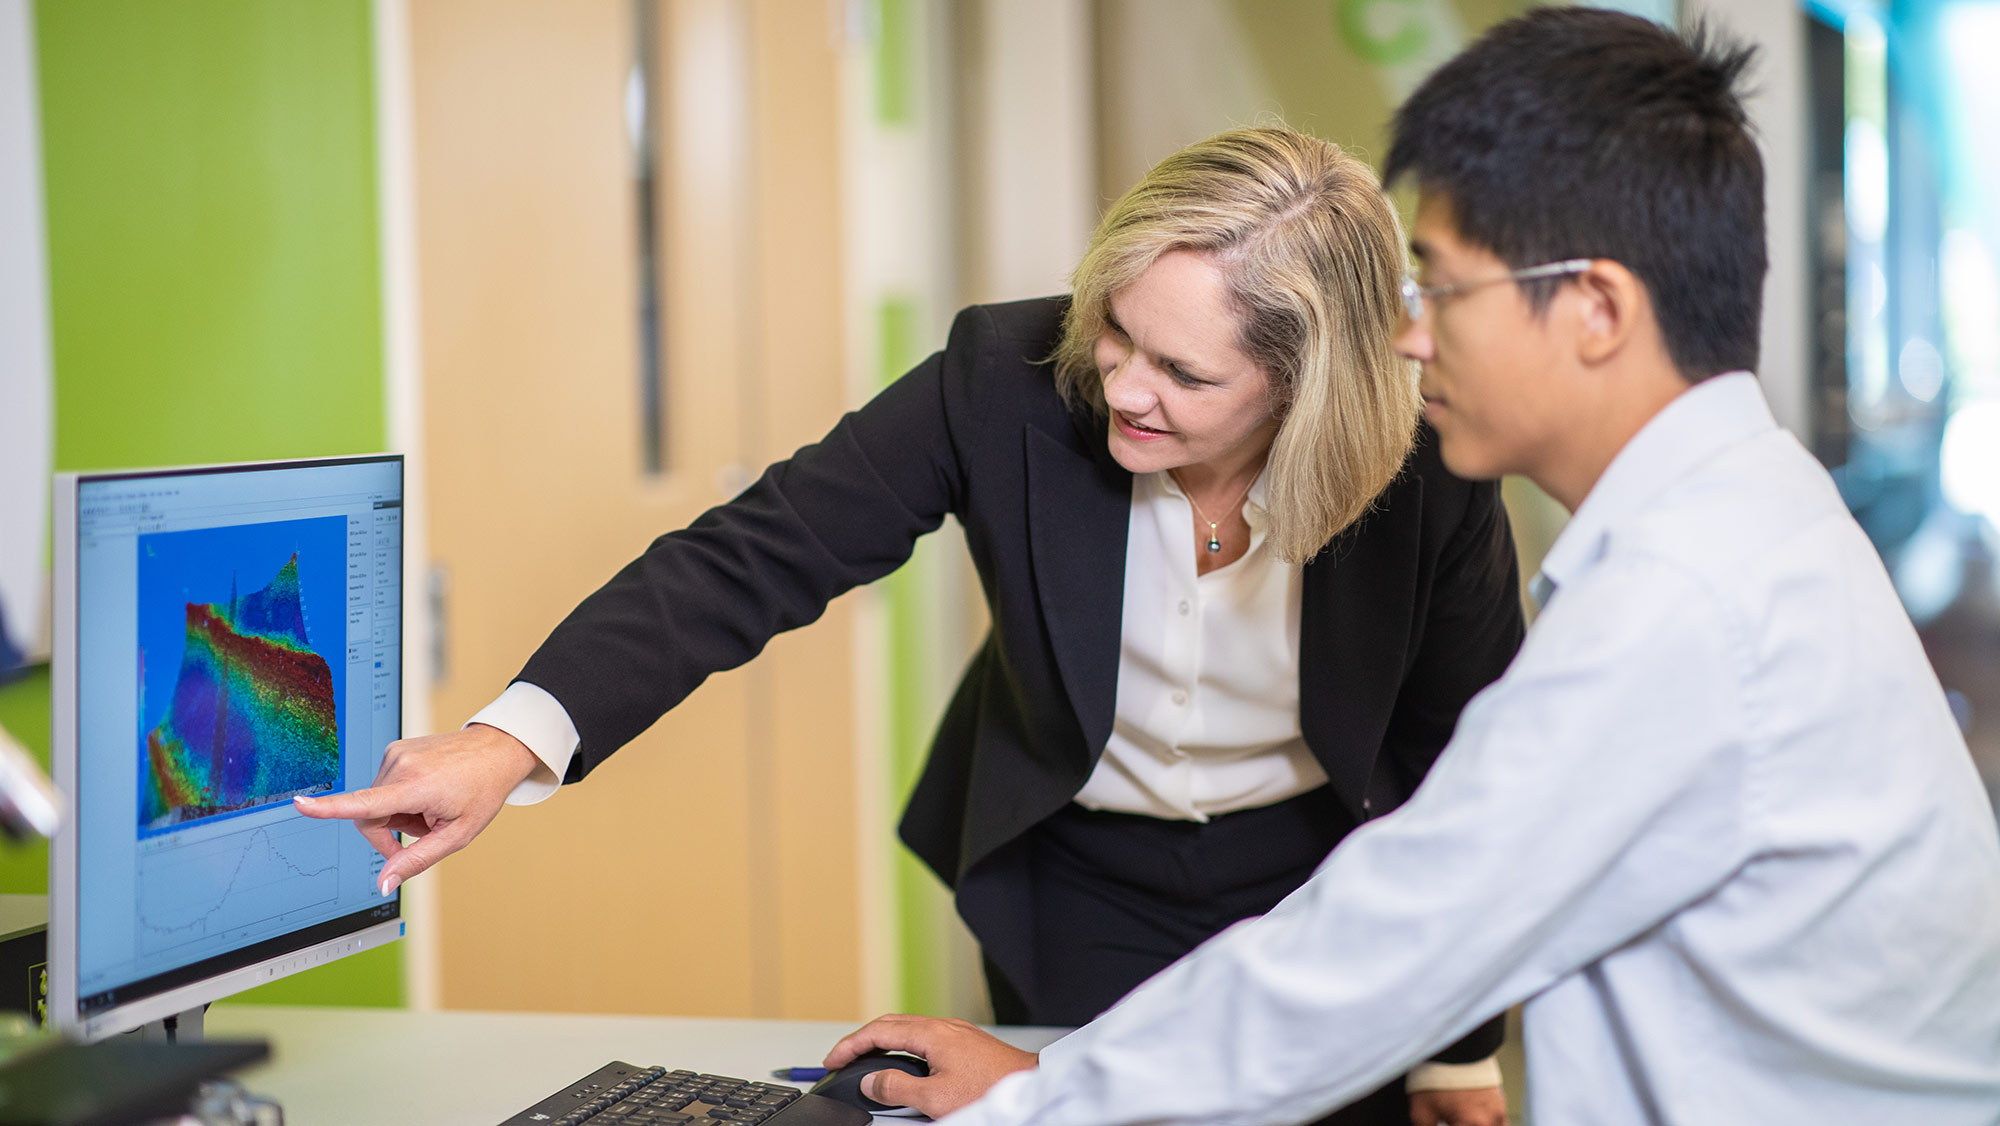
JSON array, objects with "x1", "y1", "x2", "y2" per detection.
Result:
[{"x1": 50, "y1": 454, "x2": 406, "y2": 1041}]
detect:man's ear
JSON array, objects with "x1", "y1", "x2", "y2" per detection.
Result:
[{"x1": 1572, "y1": 259, "x2": 1648, "y2": 367}]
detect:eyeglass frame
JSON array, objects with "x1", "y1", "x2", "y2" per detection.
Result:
[{"x1": 1399, "y1": 258, "x2": 1595, "y2": 322}]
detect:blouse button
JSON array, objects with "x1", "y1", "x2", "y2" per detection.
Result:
[
  {"x1": 1171, "y1": 690, "x2": 1188, "y2": 706},
  {"x1": 1177, "y1": 599, "x2": 1191, "y2": 616}
]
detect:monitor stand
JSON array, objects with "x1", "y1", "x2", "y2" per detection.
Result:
[{"x1": 138, "y1": 1003, "x2": 208, "y2": 1044}]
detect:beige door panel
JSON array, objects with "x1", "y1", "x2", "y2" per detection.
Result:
[{"x1": 410, "y1": 0, "x2": 858, "y2": 1019}]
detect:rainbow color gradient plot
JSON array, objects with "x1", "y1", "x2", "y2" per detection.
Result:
[{"x1": 139, "y1": 524, "x2": 345, "y2": 834}]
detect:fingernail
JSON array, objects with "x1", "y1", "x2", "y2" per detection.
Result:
[
  {"x1": 293, "y1": 794, "x2": 315, "y2": 804},
  {"x1": 380, "y1": 874, "x2": 402, "y2": 897}
]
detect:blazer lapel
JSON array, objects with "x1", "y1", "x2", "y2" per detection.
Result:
[
  {"x1": 1025, "y1": 424, "x2": 1130, "y2": 757},
  {"x1": 1299, "y1": 476, "x2": 1424, "y2": 820}
]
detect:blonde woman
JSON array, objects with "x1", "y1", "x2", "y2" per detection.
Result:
[{"x1": 303, "y1": 127, "x2": 1520, "y2": 1124}]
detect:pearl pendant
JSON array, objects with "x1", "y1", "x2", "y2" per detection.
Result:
[{"x1": 1207, "y1": 528, "x2": 1222, "y2": 552}]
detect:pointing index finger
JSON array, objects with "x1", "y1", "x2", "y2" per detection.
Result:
[{"x1": 293, "y1": 785, "x2": 414, "y2": 822}]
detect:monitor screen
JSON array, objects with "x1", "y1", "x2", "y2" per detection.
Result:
[{"x1": 50, "y1": 456, "x2": 405, "y2": 1040}]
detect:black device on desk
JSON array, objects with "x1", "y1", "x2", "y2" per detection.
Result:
[
  {"x1": 806, "y1": 1052, "x2": 930, "y2": 1114},
  {"x1": 0, "y1": 1037, "x2": 268, "y2": 1126},
  {"x1": 500, "y1": 1064, "x2": 873, "y2": 1126}
]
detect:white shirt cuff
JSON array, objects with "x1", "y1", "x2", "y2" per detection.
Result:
[
  {"x1": 1406, "y1": 1056, "x2": 1503, "y2": 1092},
  {"x1": 467, "y1": 681, "x2": 579, "y2": 806}
]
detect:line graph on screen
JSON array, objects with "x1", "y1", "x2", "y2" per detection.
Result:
[{"x1": 135, "y1": 817, "x2": 342, "y2": 957}]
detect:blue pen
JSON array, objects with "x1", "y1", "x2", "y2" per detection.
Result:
[{"x1": 772, "y1": 1067, "x2": 831, "y2": 1082}]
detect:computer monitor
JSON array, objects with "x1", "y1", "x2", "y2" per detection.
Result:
[{"x1": 48, "y1": 455, "x2": 406, "y2": 1041}]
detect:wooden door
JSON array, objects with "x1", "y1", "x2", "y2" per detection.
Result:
[{"x1": 407, "y1": 0, "x2": 862, "y2": 1019}]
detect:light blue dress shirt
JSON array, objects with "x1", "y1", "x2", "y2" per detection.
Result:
[{"x1": 945, "y1": 373, "x2": 2000, "y2": 1126}]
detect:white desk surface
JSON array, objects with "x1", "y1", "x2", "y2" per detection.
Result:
[{"x1": 205, "y1": 1005, "x2": 1069, "y2": 1126}]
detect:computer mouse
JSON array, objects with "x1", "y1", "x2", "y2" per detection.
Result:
[{"x1": 808, "y1": 1050, "x2": 930, "y2": 1114}]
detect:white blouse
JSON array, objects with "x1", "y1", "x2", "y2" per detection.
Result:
[{"x1": 1071, "y1": 468, "x2": 1327, "y2": 821}]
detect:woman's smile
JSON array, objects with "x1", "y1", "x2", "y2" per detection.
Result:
[{"x1": 1113, "y1": 412, "x2": 1174, "y2": 441}]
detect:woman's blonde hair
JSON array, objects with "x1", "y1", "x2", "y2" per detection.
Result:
[{"x1": 1055, "y1": 126, "x2": 1420, "y2": 563}]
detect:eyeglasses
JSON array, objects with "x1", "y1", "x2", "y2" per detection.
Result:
[{"x1": 1399, "y1": 258, "x2": 1595, "y2": 322}]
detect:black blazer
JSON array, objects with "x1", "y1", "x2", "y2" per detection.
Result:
[{"x1": 519, "y1": 298, "x2": 1522, "y2": 1054}]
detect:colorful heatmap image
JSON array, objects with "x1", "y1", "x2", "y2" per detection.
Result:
[{"x1": 137, "y1": 516, "x2": 347, "y2": 836}]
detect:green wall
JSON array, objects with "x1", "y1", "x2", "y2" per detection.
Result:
[
  {"x1": 2, "y1": 0, "x2": 400, "y2": 1007},
  {"x1": 37, "y1": 0, "x2": 386, "y2": 472}
]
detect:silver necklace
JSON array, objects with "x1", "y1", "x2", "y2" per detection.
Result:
[{"x1": 1171, "y1": 469, "x2": 1259, "y2": 553}]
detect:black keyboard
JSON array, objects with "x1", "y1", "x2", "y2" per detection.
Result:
[{"x1": 499, "y1": 1063, "x2": 873, "y2": 1126}]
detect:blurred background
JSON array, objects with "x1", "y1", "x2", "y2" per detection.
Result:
[{"x1": 0, "y1": 0, "x2": 1994, "y2": 1067}]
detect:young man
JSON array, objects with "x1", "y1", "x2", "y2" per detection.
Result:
[{"x1": 824, "y1": 9, "x2": 2000, "y2": 1124}]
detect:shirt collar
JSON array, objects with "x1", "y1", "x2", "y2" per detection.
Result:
[{"x1": 1534, "y1": 372, "x2": 1773, "y2": 603}]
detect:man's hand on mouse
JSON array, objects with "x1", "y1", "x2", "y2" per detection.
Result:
[
  {"x1": 824, "y1": 1015, "x2": 1038, "y2": 1118},
  {"x1": 292, "y1": 723, "x2": 540, "y2": 895}
]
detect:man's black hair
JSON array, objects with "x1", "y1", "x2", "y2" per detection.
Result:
[{"x1": 1384, "y1": 7, "x2": 1765, "y2": 380}]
